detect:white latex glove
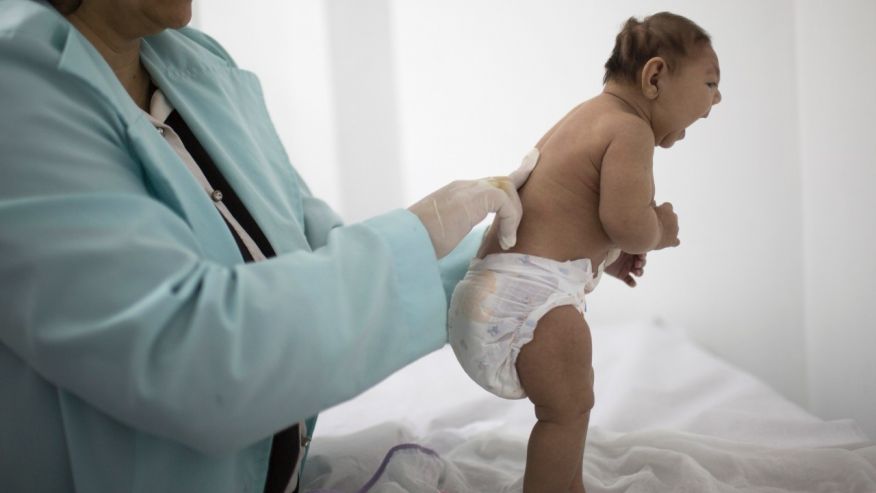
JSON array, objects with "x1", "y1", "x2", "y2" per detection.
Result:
[{"x1": 409, "y1": 148, "x2": 539, "y2": 258}]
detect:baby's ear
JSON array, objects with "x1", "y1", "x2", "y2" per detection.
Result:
[{"x1": 640, "y1": 57, "x2": 666, "y2": 100}]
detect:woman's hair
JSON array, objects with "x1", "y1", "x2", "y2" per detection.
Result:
[
  {"x1": 604, "y1": 12, "x2": 711, "y2": 85},
  {"x1": 45, "y1": 0, "x2": 82, "y2": 15}
]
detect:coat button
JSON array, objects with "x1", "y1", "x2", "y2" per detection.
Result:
[
  {"x1": 210, "y1": 189, "x2": 223, "y2": 202},
  {"x1": 301, "y1": 435, "x2": 311, "y2": 447},
  {"x1": 157, "y1": 127, "x2": 165, "y2": 135}
]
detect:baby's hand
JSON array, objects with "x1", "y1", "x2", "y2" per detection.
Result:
[
  {"x1": 654, "y1": 202, "x2": 680, "y2": 249},
  {"x1": 605, "y1": 252, "x2": 646, "y2": 287}
]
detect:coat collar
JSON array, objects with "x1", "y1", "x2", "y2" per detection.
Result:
[
  {"x1": 140, "y1": 32, "x2": 310, "y2": 255},
  {"x1": 54, "y1": 20, "x2": 309, "y2": 259}
]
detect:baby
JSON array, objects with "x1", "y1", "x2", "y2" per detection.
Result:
[{"x1": 449, "y1": 12, "x2": 721, "y2": 493}]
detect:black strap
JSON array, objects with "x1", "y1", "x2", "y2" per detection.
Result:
[
  {"x1": 164, "y1": 110, "x2": 299, "y2": 493},
  {"x1": 165, "y1": 110, "x2": 276, "y2": 258},
  {"x1": 263, "y1": 425, "x2": 302, "y2": 493}
]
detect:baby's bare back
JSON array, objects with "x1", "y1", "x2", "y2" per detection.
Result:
[{"x1": 480, "y1": 94, "x2": 635, "y2": 266}]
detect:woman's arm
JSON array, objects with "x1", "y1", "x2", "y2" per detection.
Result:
[{"x1": 0, "y1": 26, "x2": 448, "y2": 456}]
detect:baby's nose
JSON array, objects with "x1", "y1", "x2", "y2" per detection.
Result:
[{"x1": 713, "y1": 89, "x2": 722, "y2": 105}]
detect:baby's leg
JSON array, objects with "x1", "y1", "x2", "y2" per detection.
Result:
[
  {"x1": 516, "y1": 305, "x2": 593, "y2": 493},
  {"x1": 565, "y1": 370, "x2": 595, "y2": 493}
]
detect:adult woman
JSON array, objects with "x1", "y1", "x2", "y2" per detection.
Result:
[{"x1": 0, "y1": 0, "x2": 534, "y2": 491}]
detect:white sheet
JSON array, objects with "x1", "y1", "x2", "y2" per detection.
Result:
[{"x1": 301, "y1": 322, "x2": 876, "y2": 492}]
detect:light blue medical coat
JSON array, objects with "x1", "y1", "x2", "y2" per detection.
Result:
[{"x1": 0, "y1": 1, "x2": 477, "y2": 491}]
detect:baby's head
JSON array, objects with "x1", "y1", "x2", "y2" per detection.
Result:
[{"x1": 604, "y1": 12, "x2": 722, "y2": 148}]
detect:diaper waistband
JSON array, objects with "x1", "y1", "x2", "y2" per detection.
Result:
[{"x1": 470, "y1": 253, "x2": 598, "y2": 285}]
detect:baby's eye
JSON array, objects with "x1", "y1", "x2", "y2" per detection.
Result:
[{"x1": 707, "y1": 82, "x2": 719, "y2": 88}]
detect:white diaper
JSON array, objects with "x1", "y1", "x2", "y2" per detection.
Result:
[{"x1": 448, "y1": 252, "x2": 613, "y2": 399}]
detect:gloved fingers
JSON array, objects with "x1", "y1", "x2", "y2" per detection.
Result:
[
  {"x1": 408, "y1": 173, "x2": 526, "y2": 258},
  {"x1": 482, "y1": 176, "x2": 516, "y2": 194},
  {"x1": 508, "y1": 148, "x2": 540, "y2": 188},
  {"x1": 482, "y1": 180, "x2": 524, "y2": 250}
]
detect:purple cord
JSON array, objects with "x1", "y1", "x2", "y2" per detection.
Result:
[{"x1": 307, "y1": 442, "x2": 442, "y2": 493}]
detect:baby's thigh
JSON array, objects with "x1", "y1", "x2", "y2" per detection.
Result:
[{"x1": 516, "y1": 305, "x2": 594, "y2": 420}]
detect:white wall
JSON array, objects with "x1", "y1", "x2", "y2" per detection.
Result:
[
  {"x1": 193, "y1": 1, "x2": 343, "y2": 210},
  {"x1": 192, "y1": 1, "x2": 875, "y2": 437},
  {"x1": 795, "y1": 1, "x2": 876, "y2": 440}
]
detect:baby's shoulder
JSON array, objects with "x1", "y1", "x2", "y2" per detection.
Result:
[
  {"x1": 600, "y1": 110, "x2": 653, "y2": 136},
  {"x1": 563, "y1": 97, "x2": 654, "y2": 150},
  {"x1": 599, "y1": 109, "x2": 653, "y2": 144}
]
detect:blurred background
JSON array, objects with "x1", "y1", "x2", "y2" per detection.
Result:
[{"x1": 192, "y1": 1, "x2": 876, "y2": 439}]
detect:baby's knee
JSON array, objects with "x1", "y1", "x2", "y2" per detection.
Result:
[{"x1": 533, "y1": 381, "x2": 594, "y2": 426}]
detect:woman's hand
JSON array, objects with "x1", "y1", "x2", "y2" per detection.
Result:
[
  {"x1": 409, "y1": 149, "x2": 538, "y2": 258},
  {"x1": 605, "y1": 252, "x2": 646, "y2": 287}
]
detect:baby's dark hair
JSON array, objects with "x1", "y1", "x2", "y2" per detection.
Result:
[{"x1": 604, "y1": 12, "x2": 711, "y2": 85}]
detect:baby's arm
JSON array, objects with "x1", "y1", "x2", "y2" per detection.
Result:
[{"x1": 598, "y1": 118, "x2": 680, "y2": 254}]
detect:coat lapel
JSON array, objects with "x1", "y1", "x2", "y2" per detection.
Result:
[
  {"x1": 57, "y1": 23, "x2": 313, "y2": 261},
  {"x1": 140, "y1": 32, "x2": 311, "y2": 255},
  {"x1": 56, "y1": 24, "x2": 244, "y2": 265}
]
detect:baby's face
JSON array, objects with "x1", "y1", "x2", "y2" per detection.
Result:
[{"x1": 654, "y1": 44, "x2": 722, "y2": 148}]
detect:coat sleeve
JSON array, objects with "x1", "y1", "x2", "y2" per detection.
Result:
[
  {"x1": 299, "y1": 187, "x2": 481, "y2": 306},
  {"x1": 0, "y1": 26, "x2": 448, "y2": 455}
]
